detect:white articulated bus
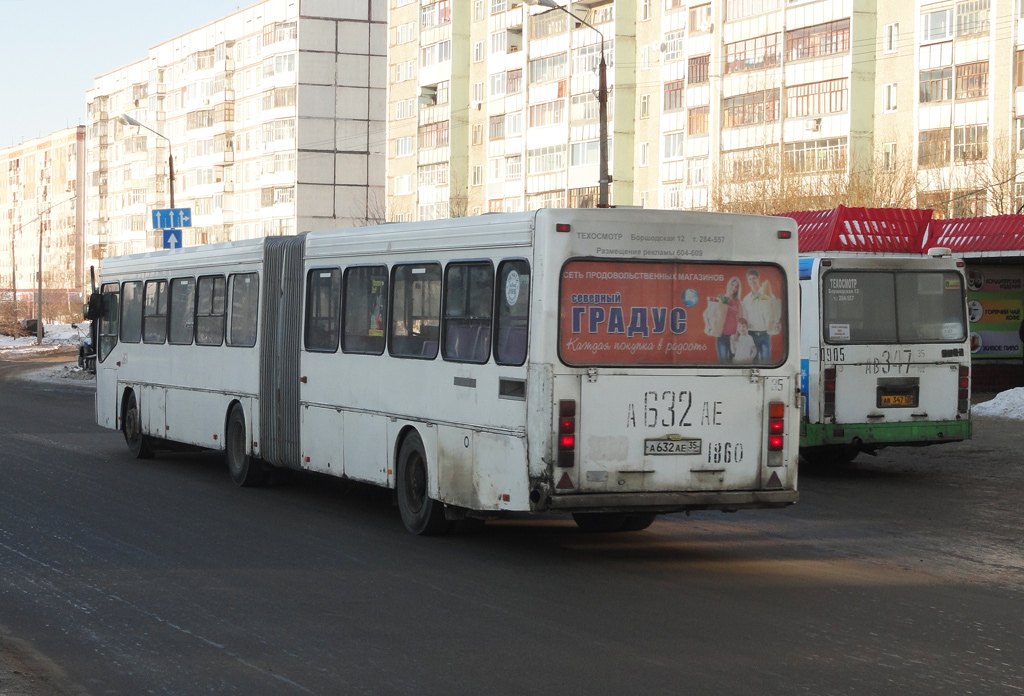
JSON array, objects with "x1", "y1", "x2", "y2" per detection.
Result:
[
  {"x1": 93, "y1": 209, "x2": 800, "y2": 534},
  {"x1": 799, "y1": 249, "x2": 972, "y2": 465}
]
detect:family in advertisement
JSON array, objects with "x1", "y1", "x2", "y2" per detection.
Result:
[{"x1": 560, "y1": 261, "x2": 784, "y2": 366}]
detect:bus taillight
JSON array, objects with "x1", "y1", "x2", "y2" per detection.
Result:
[
  {"x1": 558, "y1": 400, "x2": 576, "y2": 468},
  {"x1": 958, "y1": 366, "x2": 970, "y2": 414},
  {"x1": 768, "y1": 401, "x2": 785, "y2": 451},
  {"x1": 823, "y1": 368, "x2": 837, "y2": 418}
]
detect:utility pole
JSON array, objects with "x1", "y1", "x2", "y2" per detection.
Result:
[{"x1": 36, "y1": 215, "x2": 43, "y2": 345}]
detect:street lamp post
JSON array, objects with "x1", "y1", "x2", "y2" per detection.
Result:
[
  {"x1": 118, "y1": 114, "x2": 175, "y2": 208},
  {"x1": 524, "y1": 0, "x2": 610, "y2": 207}
]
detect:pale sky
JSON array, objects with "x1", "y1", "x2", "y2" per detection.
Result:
[{"x1": 0, "y1": 0, "x2": 254, "y2": 147}]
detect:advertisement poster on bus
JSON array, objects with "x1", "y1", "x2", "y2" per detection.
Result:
[
  {"x1": 560, "y1": 261, "x2": 787, "y2": 367},
  {"x1": 965, "y1": 266, "x2": 1023, "y2": 358}
]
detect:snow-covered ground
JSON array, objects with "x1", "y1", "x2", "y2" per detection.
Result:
[
  {"x1": 0, "y1": 321, "x2": 90, "y2": 356},
  {"x1": 972, "y1": 387, "x2": 1024, "y2": 420}
]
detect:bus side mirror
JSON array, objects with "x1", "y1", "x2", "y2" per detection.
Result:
[{"x1": 84, "y1": 293, "x2": 103, "y2": 320}]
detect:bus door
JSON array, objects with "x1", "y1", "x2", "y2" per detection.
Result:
[
  {"x1": 96, "y1": 282, "x2": 120, "y2": 430},
  {"x1": 559, "y1": 259, "x2": 791, "y2": 494},
  {"x1": 820, "y1": 268, "x2": 967, "y2": 427}
]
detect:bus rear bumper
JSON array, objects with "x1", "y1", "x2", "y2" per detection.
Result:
[
  {"x1": 542, "y1": 489, "x2": 798, "y2": 514},
  {"x1": 800, "y1": 419, "x2": 972, "y2": 449}
]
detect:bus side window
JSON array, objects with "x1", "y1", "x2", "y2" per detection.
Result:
[
  {"x1": 98, "y1": 282, "x2": 120, "y2": 363},
  {"x1": 227, "y1": 273, "x2": 259, "y2": 348},
  {"x1": 168, "y1": 277, "x2": 196, "y2": 345},
  {"x1": 390, "y1": 263, "x2": 441, "y2": 359},
  {"x1": 196, "y1": 275, "x2": 227, "y2": 346},
  {"x1": 495, "y1": 260, "x2": 530, "y2": 366},
  {"x1": 120, "y1": 281, "x2": 143, "y2": 344},
  {"x1": 342, "y1": 265, "x2": 387, "y2": 354},
  {"x1": 304, "y1": 268, "x2": 341, "y2": 352},
  {"x1": 143, "y1": 280, "x2": 168, "y2": 344},
  {"x1": 442, "y1": 262, "x2": 494, "y2": 364}
]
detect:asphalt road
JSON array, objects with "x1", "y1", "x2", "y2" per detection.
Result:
[{"x1": 1, "y1": 357, "x2": 1022, "y2": 695}]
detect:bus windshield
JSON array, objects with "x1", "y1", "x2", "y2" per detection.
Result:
[
  {"x1": 822, "y1": 270, "x2": 966, "y2": 344},
  {"x1": 559, "y1": 260, "x2": 788, "y2": 367}
]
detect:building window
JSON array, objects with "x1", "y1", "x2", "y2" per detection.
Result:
[
  {"x1": 529, "y1": 54, "x2": 567, "y2": 83},
  {"x1": 920, "y1": 68, "x2": 954, "y2": 103},
  {"x1": 722, "y1": 89, "x2": 780, "y2": 128},
  {"x1": 491, "y1": 0, "x2": 507, "y2": 14},
  {"x1": 689, "y1": 3, "x2": 711, "y2": 32},
  {"x1": 783, "y1": 137, "x2": 848, "y2": 173},
  {"x1": 956, "y1": 0, "x2": 990, "y2": 37},
  {"x1": 688, "y1": 106, "x2": 709, "y2": 135},
  {"x1": 725, "y1": 34, "x2": 780, "y2": 73},
  {"x1": 662, "y1": 131, "x2": 685, "y2": 160},
  {"x1": 528, "y1": 100, "x2": 566, "y2": 127},
  {"x1": 571, "y1": 93, "x2": 598, "y2": 122},
  {"x1": 883, "y1": 83, "x2": 897, "y2": 113},
  {"x1": 786, "y1": 19, "x2": 850, "y2": 61},
  {"x1": 474, "y1": 82, "x2": 484, "y2": 102},
  {"x1": 507, "y1": 68, "x2": 522, "y2": 94},
  {"x1": 663, "y1": 31, "x2": 686, "y2": 62},
  {"x1": 918, "y1": 129, "x2": 950, "y2": 168},
  {"x1": 489, "y1": 156, "x2": 505, "y2": 181},
  {"x1": 532, "y1": 11, "x2": 567, "y2": 38},
  {"x1": 639, "y1": 142, "x2": 649, "y2": 167},
  {"x1": 884, "y1": 22, "x2": 899, "y2": 53},
  {"x1": 419, "y1": 121, "x2": 450, "y2": 149},
  {"x1": 489, "y1": 72, "x2": 506, "y2": 98},
  {"x1": 882, "y1": 142, "x2": 897, "y2": 170},
  {"x1": 954, "y1": 125, "x2": 988, "y2": 162},
  {"x1": 787, "y1": 78, "x2": 848, "y2": 117},
  {"x1": 641, "y1": 0, "x2": 651, "y2": 20},
  {"x1": 568, "y1": 187, "x2": 600, "y2": 208},
  {"x1": 474, "y1": 42, "x2": 484, "y2": 62},
  {"x1": 640, "y1": 94, "x2": 650, "y2": 118},
  {"x1": 506, "y1": 155, "x2": 522, "y2": 179},
  {"x1": 570, "y1": 140, "x2": 600, "y2": 167},
  {"x1": 490, "y1": 31, "x2": 506, "y2": 54},
  {"x1": 952, "y1": 190, "x2": 986, "y2": 217},
  {"x1": 489, "y1": 115, "x2": 505, "y2": 140},
  {"x1": 725, "y1": 0, "x2": 780, "y2": 21},
  {"x1": 663, "y1": 80, "x2": 685, "y2": 112},
  {"x1": 955, "y1": 61, "x2": 988, "y2": 99},
  {"x1": 472, "y1": 124, "x2": 483, "y2": 145},
  {"x1": 473, "y1": 165, "x2": 484, "y2": 186},
  {"x1": 921, "y1": 8, "x2": 954, "y2": 44},
  {"x1": 688, "y1": 55, "x2": 710, "y2": 83},
  {"x1": 394, "y1": 136, "x2": 414, "y2": 158},
  {"x1": 527, "y1": 145, "x2": 567, "y2": 174}
]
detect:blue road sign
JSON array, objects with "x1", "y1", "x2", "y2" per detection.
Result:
[
  {"x1": 152, "y1": 208, "x2": 193, "y2": 229},
  {"x1": 163, "y1": 229, "x2": 183, "y2": 249}
]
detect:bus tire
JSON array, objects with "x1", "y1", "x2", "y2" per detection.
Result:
[
  {"x1": 572, "y1": 512, "x2": 628, "y2": 533},
  {"x1": 122, "y1": 391, "x2": 154, "y2": 460},
  {"x1": 620, "y1": 513, "x2": 658, "y2": 532},
  {"x1": 226, "y1": 404, "x2": 265, "y2": 488},
  {"x1": 396, "y1": 432, "x2": 450, "y2": 536}
]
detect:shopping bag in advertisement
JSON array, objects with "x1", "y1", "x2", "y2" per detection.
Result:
[{"x1": 703, "y1": 300, "x2": 727, "y2": 337}]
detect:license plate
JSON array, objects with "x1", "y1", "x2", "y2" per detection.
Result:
[
  {"x1": 644, "y1": 438, "x2": 701, "y2": 455},
  {"x1": 880, "y1": 393, "x2": 916, "y2": 407}
]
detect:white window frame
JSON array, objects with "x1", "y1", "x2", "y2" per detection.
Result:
[
  {"x1": 883, "y1": 82, "x2": 898, "y2": 113},
  {"x1": 884, "y1": 22, "x2": 899, "y2": 53},
  {"x1": 921, "y1": 8, "x2": 954, "y2": 44},
  {"x1": 474, "y1": 41, "x2": 485, "y2": 62},
  {"x1": 639, "y1": 142, "x2": 649, "y2": 167}
]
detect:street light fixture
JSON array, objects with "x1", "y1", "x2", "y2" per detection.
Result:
[
  {"x1": 118, "y1": 114, "x2": 176, "y2": 208},
  {"x1": 523, "y1": 0, "x2": 610, "y2": 207}
]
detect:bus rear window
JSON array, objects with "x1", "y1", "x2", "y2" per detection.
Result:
[
  {"x1": 822, "y1": 271, "x2": 965, "y2": 344},
  {"x1": 559, "y1": 260, "x2": 788, "y2": 367}
]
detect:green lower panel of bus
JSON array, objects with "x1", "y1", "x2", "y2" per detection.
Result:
[{"x1": 800, "y1": 419, "x2": 972, "y2": 449}]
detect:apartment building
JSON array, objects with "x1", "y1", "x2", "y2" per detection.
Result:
[
  {"x1": 0, "y1": 127, "x2": 86, "y2": 320},
  {"x1": 387, "y1": 0, "x2": 1024, "y2": 220},
  {"x1": 85, "y1": 0, "x2": 386, "y2": 272}
]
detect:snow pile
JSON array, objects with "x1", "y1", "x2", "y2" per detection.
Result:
[
  {"x1": 973, "y1": 388, "x2": 1024, "y2": 419},
  {"x1": 23, "y1": 362, "x2": 95, "y2": 386},
  {"x1": 0, "y1": 322, "x2": 89, "y2": 353}
]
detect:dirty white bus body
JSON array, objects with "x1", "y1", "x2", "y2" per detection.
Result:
[
  {"x1": 799, "y1": 251, "x2": 972, "y2": 465},
  {"x1": 94, "y1": 209, "x2": 800, "y2": 534}
]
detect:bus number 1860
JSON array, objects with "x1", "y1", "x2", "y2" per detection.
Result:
[{"x1": 708, "y1": 442, "x2": 743, "y2": 464}]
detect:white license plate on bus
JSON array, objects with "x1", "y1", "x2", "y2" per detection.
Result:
[{"x1": 644, "y1": 438, "x2": 702, "y2": 456}]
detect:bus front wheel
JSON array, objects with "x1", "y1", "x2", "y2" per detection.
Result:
[
  {"x1": 123, "y1": 391, "x2": 154, "y2": 460},
  {"x1": 226, "y1": 405, "x2": 265, "y2": 487},
  {"x1": 396, "y1": 432, "x2": 450, "y2": 536}
]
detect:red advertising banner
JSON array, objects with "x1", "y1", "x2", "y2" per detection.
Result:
[{"x1": 560, "y1": 260, "x2": 787, "y2": 367}]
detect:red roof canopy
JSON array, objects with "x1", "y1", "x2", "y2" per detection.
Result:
[
  {"x1": 779, "y1": 205, "x2": 933, "y2": 253},
  {"x1": 927, "y1": 215, "x2": 1024, "y2": 255}
]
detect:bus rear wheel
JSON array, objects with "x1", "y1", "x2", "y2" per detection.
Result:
[
  {"x1": 122, "y1": 391, "x2": 154, "y2": 460},
  {"x1": 226, "y1": 404, "x2": 265, "y2": 487},
  {"x1": 396, "y1": 432, "x2": 450, "y2": 536}
]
